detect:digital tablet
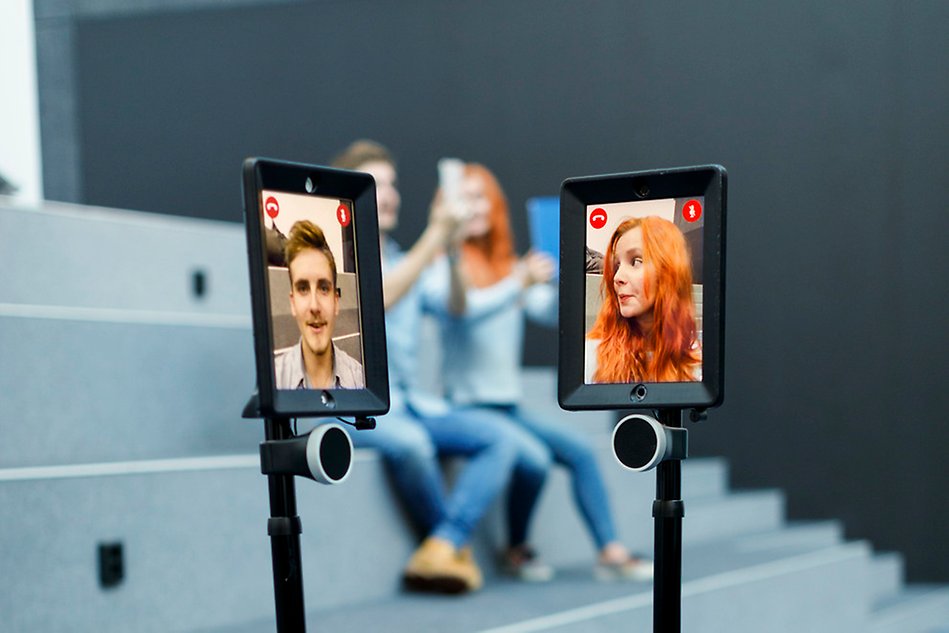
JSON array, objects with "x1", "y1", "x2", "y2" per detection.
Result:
[
  {"x1": 558, "y1": 165, "x2": 726, "y2": 410},
  {"x1": 526, "y1": 196, "x2": 560, "y2": 266},
  {"x1": 242, "y1": 158, "x2": 389, "y2": 418}
]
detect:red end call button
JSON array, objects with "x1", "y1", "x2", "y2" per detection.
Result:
[{"x1": 590, "y1": 208, "x2": 608, "y2": 229}]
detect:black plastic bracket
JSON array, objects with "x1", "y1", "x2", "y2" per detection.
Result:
[
  {"x1": 666, "y1": 426, "x2": 689, "y2": 461},
  {"x1": 688, "y1": 408, "x2": 708, "y2": 423},
  {"x1": 260, "y1": 437, "x2": 310, "y2": 478},
  {"x1": 353, "y1": 416, "x2": 376, "y2": 430},
  {"x1": 242, "y1": 392, "x2": 261, "y2": 419}
]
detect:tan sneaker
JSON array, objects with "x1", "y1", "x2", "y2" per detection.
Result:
[
  {"x1": 457, "y1": 546, "x2": 483, "y2": 591},
  {"x1": 402, "y1": 537, "x2": 471, "y2": 594}
]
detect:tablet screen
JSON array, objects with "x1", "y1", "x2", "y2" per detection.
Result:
[
  {"x1": 583, "y1": 195, "x2": 705, "y2": 385},
  {"x1": 258, "y1": 188, "x2": 365, "y2": 391},
  {"x1": 559, "y1": 165, "x2": 724, "y2": 411}
]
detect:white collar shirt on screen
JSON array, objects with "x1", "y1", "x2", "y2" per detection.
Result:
[{"x1": 273, "y1": 339, "x2": 364, "y2": 390}]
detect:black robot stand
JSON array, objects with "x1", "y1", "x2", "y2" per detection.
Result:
[
  {"x1": 613, "y1": 406, "x2": 697, "y2": 633},
  {"x1": 245, "y1": 395, "x2": 374, "y2": 633},
  {"x1": 261, "y1": 416, "x2": 307, "y2": 633},
  {"x1": 653, "y1": 408, "x2": 686, "y2": 633}
]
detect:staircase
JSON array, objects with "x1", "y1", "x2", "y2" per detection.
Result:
[{"x1": 1, "y1": 198, "x2": 946, "y2": 633}]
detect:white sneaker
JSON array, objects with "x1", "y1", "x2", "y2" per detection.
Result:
[
  {"x1": 594, "y1": 557, "x2": 654, "y2": 582},
  {"x1": 504, "y1": 546, "x2": 555, "y2": 583}
]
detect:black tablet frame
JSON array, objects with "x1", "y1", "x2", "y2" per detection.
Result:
[
  {"x1": 242, "y1": 157, "x2": 389, "y2": 418},
  {"x1": 558, "y1": 165, "x2": 726, "y2": 411}
]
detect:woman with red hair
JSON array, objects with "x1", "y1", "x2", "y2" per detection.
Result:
[
  {"x1": 422, "y1": 163, "x2": 652, "y2": 582},
  {"x1": 585, "y1": 216, "x2": 701, "y2": 383}
]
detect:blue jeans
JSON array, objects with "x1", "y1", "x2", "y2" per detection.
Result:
[
  {"x1": 462, "y1": 405, "x2": 619, "y2": 551},
  {"x1": 347, "y1": 404, "x2": 532, "y2": 548}
]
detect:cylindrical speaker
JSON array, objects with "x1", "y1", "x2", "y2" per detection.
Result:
[
  {"x1": 612, "y1": 414, "x2": 688, "y2": 472},
  {"x1": 305, "y1": 423, "x2": 353, "y2": 485},
  {"x1": 612, "y1": 414, "x2": 666, "y2": 471}
]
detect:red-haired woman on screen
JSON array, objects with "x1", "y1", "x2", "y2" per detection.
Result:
[{"x1": 586, "y1": 216, "x2": 701, "y2": 383}]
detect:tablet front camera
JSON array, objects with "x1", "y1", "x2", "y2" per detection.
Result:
[
  {"x1": 320, "y1": 390, "x2": 336, "y2": 409},
  {"x1": 631, "y1": 384, "x2": 648, "y2": 402}
]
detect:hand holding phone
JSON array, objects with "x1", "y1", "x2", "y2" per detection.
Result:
[
  {"x1": 520, "y1": 250, "x2": 556, "y2": 287},
  {"x1": 437, "y1": 158, "x2": 471, "y2": 222}
]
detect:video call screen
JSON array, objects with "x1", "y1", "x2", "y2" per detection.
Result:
[
  {"x1": 257, "y1": 189, "x2": 365, "y2": 391},
  {"x1": 583, "y1": 196, "x2": 705, "y2": 385}
]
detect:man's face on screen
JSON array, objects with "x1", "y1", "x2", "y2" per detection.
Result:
[
  {"x1": 359, "y1": 160, "x2": 400, "y2": 233},
  {"x1": 289, "y1": 249, "x2": 339, "y2": 360},
  {"x1": 612, "y1": 227, "x2": 655, "y2": 320}
]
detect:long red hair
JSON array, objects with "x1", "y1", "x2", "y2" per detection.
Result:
[
  {"x1": 587, "y1": 216, "x2": 700, "y2": 382},
  {"x1": 459, "y1": 163, "x2": 517, "y2": 287}
]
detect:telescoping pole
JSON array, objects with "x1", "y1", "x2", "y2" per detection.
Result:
[
  {"x1": 653, "y1": 408, "x2": 684, "y2": 633},
  {"x1": 264, "y1": 417, "x2": 307, "y2": 633}
]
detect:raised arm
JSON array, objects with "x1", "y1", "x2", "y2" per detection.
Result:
[
  {"x1": 383, "y1": 197, "x2": 461, "y2": 309},
  {"x1": 434, "y1": 250, "x2": 557, "y2": 322}
]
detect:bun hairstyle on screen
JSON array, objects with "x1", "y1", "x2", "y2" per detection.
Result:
[
  {"x1": 285, "y1": 220, "x2": 337, "y2": 286},
  {"x1": 587, "y1": 216, "x2": 700, "y2": 383},
  {"x1": 459, "y1": 163, "x2": 516, "y2": 287}
]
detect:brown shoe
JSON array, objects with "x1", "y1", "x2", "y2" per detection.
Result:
[
  {"x1": 457, "y1": 546, "x2": 483, "y2": 591},
  {"x1": 402, "y1": 537, "x2": 471, "y2": 594}
]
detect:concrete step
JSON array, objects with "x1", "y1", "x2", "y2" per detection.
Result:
[
  {"x1": 871, "y1": 551, "x2": 906, "y2": 603},
  {"x1": 726, "y1": 519, "x2": 843, "y2": 552},
  {"x1": 0, "y1": 200, "x2": 258, "y2": 468},
  {"x1": 870, "y1": 586, "x2": 949, "y2": 633},
  {"x1": 192, "y1": 531, "x2": 875, "y2": 633},
  {"x1": 0, "y1": 314, "x2": 259, "y2": 467},
  {"x1": 0, "y1": 456, "x2": 272, "y2": 633},
  {"x1": 0, "y1": 447, "x2": 744, "y2": 633},
  {"x1": 0, "y1": 199, "x2": 249, "y2": 314}
]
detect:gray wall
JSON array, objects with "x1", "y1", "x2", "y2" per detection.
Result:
[{"x1": 34, "y1": 0, "x2": 949, "y2": 581}]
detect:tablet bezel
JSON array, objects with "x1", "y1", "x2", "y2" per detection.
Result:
[
  {"x1": 558, "y1": 165, "x2": 726, "y2": 411},
  {"x1": 242, "y1": 157, "x2": 389, "y2": 418}
]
